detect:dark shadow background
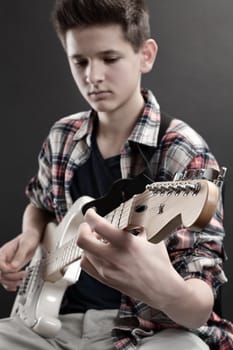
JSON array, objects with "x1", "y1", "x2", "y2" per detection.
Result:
[{"x1": 0, "y1": 1, "x2": 232, "y2": 321}]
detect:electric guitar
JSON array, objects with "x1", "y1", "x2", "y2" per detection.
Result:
[{"x1": 11, "y1": 178, "x2": 219, "y2": 337}]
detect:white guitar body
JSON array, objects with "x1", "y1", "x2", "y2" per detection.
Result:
[
  {"x1": 11, "y1": 195, "x2": 93, "y2": 338},
  {"x1": 11, "y1": 178, "x2": 220, "y2": 338}
]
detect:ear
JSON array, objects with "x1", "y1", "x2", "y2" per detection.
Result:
[{"x1": 140, "y1": 39, "x2": 158, "y2": 74}]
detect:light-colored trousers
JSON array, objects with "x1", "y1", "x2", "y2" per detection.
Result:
[{"x1": 0, "y1": 309, "x2": 209, "y2": 350}]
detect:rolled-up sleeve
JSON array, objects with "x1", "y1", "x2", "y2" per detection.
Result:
[{"x1": 26, "y1": 136, "x2": 55, "y2": 213}]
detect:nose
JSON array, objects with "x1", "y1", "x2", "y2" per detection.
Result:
[{"x1": 85, "y1": 60, "x2": 105, "y2": 85}]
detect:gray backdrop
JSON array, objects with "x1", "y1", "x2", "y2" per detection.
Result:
[{"x1": 1, "y1": 1, "x2": 233, "y2": 322}]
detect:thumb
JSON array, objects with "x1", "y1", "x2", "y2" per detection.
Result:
[
  {"x1": 0, "y1": 237, "x2": 21, "y2": 271},
  {"x1": 11, "y1": 247, "x2": 33, "y2": 271},
  {"x1": 8, "y1": 235, "x2": 32, "y2": 271}
]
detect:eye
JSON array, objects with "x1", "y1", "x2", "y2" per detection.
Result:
[
  {"x1": 72, "y1": 58, "x2": 88, "y2": 67},
  {"x1": 103, "y1": 57, "x2": 120, "y2": 64}
]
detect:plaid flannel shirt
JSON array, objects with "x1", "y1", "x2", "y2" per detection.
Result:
[{"x1": 26, "y1": 89, "x2": 233, "y2": 349}]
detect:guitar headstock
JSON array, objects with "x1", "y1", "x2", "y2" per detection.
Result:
[{"x1": 126, "y1": 179, "x2": 219, "y2": 243}]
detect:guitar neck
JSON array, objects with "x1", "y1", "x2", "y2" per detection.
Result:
[
  {"x1": 44, "y1": 196, "x2": 135, "y2": 281},
  {"x1": 44, "y1": 179, "x2": 218, "y2": 282}
]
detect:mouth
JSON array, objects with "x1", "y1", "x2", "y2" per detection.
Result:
[
  {"x1": 88, "y1": 90, "x2": 111, "y2": 96},
  {"x1": 87, "y1": 90, "x2": 112, "y2": 101}
]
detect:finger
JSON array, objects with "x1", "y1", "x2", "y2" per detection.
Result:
[
  {"x1": 81, "y1": 252, "x2": 124, "y2": 292},
  {"x1": 80, "y1": 253, "x2": 109, "y2": 286},
  {"x1": 80, "y1": 254, "x2": 100, "y2": 278},
  {"x1": 1, "y1": 280, "x2": 22, "y2": 292},
  {"x1": 84, "y1": 208, "x2": 132, "y2": 246},
  {"x1": 8, "y1": 237, "x2": 34, "y2": 271},
  {"x1": 10, "y1": 251, "x2": 29, "y2": 271},
  {"x1": 0, "y1": 239, "x2": 21, "y2": 272},
  {"x1": 77, "y1": 222, "x2": 108, "y2": 256},
  {"x1": 0, "y1": 270, "x2": 27, "y2": 282}
]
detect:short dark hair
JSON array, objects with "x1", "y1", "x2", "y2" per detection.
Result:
[{"x1": 51, "y1": 0, "x2": 151, "y2": 51}]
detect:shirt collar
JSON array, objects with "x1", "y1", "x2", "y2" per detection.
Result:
[
  {"x1": 73, "y1": 89, "x2": 161, "y2": 147},
  {"x1": 128, "y1": 89, "x2": 161, "y2": 147},
  {"x1": 73, "y1": 110, "x2": 97, "y2": 143}
]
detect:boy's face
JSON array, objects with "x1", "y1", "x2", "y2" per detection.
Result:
[{"x1": 65, "y1": 25, "x2": 148, "y2": 114}]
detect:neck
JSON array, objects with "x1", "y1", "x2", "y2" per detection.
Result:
[{"x1": 96, "y1": 92, "x2": 145, "y2": 158}]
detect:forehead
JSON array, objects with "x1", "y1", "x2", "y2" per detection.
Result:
[{"x1": 65, "y1": 24, "x2": 132, "y2": 56}]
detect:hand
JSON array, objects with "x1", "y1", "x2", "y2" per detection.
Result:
[
  {"x1": 77, "y1": 208, "x2": 182, "y2": 309},
  {"x1": 0, "y1": 231, "x2": 39, "y2": 291},
  {"x1": 78, "y1": 209, "x2": 214, "y2": 328}
]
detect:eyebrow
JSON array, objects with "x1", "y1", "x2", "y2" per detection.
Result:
[{"x1": 68, "y1": 49, "x2": 121, "y2": 59}]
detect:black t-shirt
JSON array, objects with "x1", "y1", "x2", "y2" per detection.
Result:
[{"x1": 60, "y1": 132, "x2": 122, "y2": 314}]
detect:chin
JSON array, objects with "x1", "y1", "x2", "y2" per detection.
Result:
[{"x1": 91, "y1": 102, "x2": 117, "y2": 113}]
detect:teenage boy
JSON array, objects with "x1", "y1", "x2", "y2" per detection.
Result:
[{"x1": 0, "y1": 1, "x2": 232, "y2": 349}]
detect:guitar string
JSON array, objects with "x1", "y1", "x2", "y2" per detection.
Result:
[
  {"x1": 43, "y1": 183, "x2": 196, "y2": 273},
  {"x1": 36, "y1": 181, "x2": 203, "y2": 278}
]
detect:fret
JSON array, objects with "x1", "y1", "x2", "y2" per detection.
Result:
[{"x1": 42, "y1": 179, "x2": 218, "y2": 280}]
